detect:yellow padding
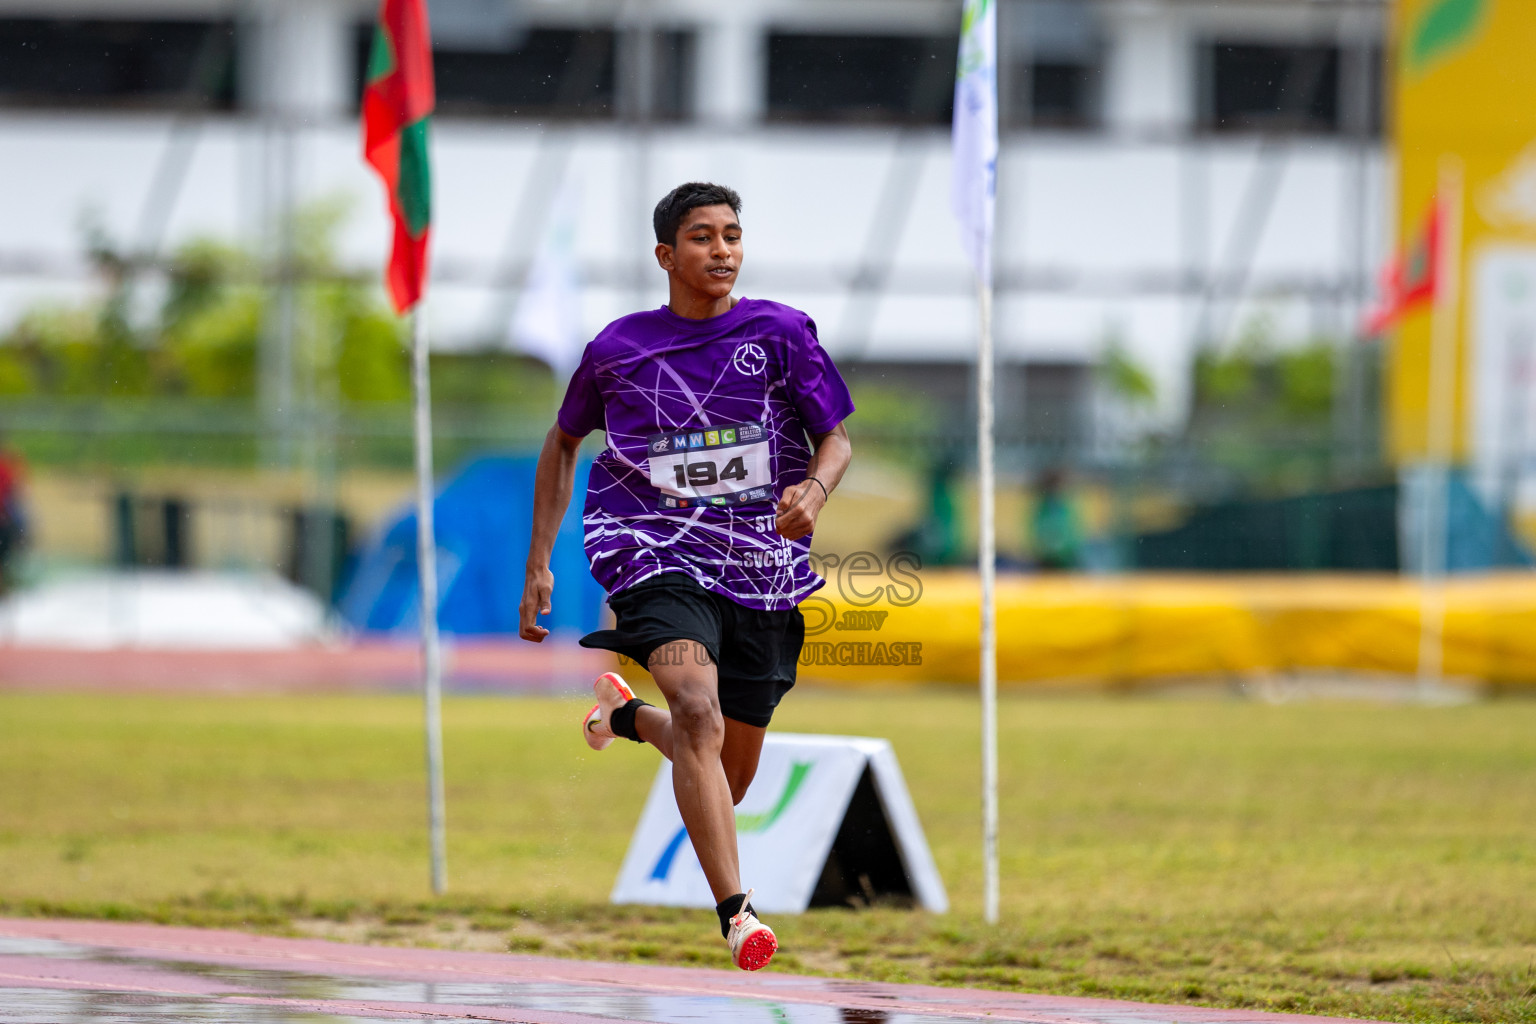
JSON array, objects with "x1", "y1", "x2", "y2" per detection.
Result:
[{"x1": 795, "y1": 572, "x2": 1536, "y2": 687}]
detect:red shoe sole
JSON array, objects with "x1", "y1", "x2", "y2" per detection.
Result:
[
  {"x1": 584, "y1": 673, "x2": 634, "y2": 752},
  {"x1": 735, "y1": 929, "x2": 777, "y2": 971},
  {"x1": 596, "y1": 671, "x2": 636, "y2": 701}
]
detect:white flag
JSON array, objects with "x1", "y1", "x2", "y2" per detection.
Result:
[
  {"x1": 511, "y1": 176, "x2": 584, "y2": 376},
  {"x1": 951, "y1": 0, "x2": 998, "y2": 284}
]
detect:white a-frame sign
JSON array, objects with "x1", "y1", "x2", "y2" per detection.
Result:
[{"x1": 611, "y1": 734, "x2": 948, "y2": 914}]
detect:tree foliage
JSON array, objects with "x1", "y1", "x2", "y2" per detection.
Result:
[
  {"x1": 0, "y1": 201, "x2": 414, "y2": 404},
  {"x1": 1192, "y1": 319, "x2": 1337, "y2": 430},
  {"x1": 1186, "y1": 316, "x2": 1345, "y2": 491},
  {"x1": 1098, "y1": 335, "x2": 1158, "y2": 408}
]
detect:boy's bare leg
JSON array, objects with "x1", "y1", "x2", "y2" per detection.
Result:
[
  {"x1": 635, "y1": 700, "x2": 764, "y2": 805},
  {"x1": 635, "y1": 640, "x2": 763, "y2": 902}
]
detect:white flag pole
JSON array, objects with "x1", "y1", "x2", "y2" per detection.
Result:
[
  {"x1": 951, "y1": 0, "x2": 1000, "y2": 925},
  {"x1": 411, "y1": 305, "x2": 448, "y2": 895},
  {"x1": 977, "y1": 278, "x2": 1000, "y2": 925},
  {"x1": 1416, "y1": 156, "x2": 1463, "y2": 697}
]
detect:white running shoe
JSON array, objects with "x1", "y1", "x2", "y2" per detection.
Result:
[
  {"x1": 726, "y1": 888, "x2": 777, "y2": 971},
  {"x1": 582, "y1": 671, "x2": 638, "y2": 751}
]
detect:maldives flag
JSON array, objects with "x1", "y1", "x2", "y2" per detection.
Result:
[
  {"x1": 1362, "y1": 198, "x2": 1440, "y2": 338},
  {"x1": 362, "y1": 0, "x2": 434, "y2": 314}
]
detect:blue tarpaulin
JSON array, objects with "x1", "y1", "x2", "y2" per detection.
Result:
[{"x1": 339, "y1": 455, "x2": 605, "y2": 637}]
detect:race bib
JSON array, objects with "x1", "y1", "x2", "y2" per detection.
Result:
[{"x1": 646, "y1": 422, "x2": 773, "y2": 510}]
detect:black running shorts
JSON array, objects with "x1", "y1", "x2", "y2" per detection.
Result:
[{"x1": 579, "y1": 573, "x2": 805, "y2": 728}]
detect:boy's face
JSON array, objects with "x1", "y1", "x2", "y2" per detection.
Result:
[{"x1": 656, "y1": 203, "x2": 742, "y2": 300}]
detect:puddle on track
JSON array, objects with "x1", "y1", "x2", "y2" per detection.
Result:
[
  {"x1": 0, "y1": 988, "x2": 421, "y2": 1024},
  {"x1": 0, "y1": 936, "x2": 976, "y2": 1023}
]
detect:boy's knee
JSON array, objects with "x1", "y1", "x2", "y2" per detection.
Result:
[{"x1": 670, "y1": 691, "x2": 723, "y2": 749}]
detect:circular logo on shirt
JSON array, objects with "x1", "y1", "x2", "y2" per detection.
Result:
[{"x1": 732, "y1": 342, "x2": 768, "y2": 376}]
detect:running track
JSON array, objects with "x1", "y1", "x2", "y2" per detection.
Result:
[{"x1": 0, "y1": 918, "x2": 1389, "y2": 1024}]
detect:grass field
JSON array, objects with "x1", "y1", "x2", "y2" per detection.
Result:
[{"x1": 1, "y1": 687, "x2": 1534, "y2": 1023}]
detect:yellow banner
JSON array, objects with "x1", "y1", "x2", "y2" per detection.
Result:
[
  {"x1": 607, "y1": 571, "x2": 1536, "y2": 690},
  {"x1": 1389, "y1": 0, "x2": 1536, "y2": 461}
]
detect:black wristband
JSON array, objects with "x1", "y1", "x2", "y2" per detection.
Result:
[{"x1": 807, "y1": 477, "x2": 830, "y2": 501}]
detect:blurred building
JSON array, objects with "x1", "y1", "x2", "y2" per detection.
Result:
[{"x1": 0, "y1": 0, "x2": 1388, "y2": 447}]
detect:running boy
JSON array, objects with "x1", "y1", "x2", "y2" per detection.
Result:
[{"x1": 518, "y1": 182, "x2": 854, "y2": 971}]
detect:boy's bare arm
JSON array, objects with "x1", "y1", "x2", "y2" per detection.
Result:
[
  {"x1": 775, "y1": 423, "x2": 851, "y2": 541},
  {"x1": 520, "y1": 424, "x2": 584, "y2": 642}
]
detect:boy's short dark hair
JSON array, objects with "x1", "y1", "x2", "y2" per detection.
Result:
[{"x1": 653, "y1": 182, "x2": 742, "y2": 245}]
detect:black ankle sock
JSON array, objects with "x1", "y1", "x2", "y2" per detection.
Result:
[
  {"x1": 716, "y1": 893, "x2": 752, "y2": 939},
  {"x1": 608, "y1": 698, "x2": 649, "y2": 743}
]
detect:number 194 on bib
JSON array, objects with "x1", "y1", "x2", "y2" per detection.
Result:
[{"x1": 646, "y1": 422, "x2": 773, "y2": 510}]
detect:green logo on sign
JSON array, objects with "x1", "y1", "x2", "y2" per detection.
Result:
[
  {"x1": 1405, "y1": 0, "x2": 1488, "y2": 76},
  {"x1": 649, "y1": 762, "x2": 814, "y2": 881}
]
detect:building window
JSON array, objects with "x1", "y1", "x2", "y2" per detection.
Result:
[
  {"x1": 0, "y1": 19, "x2": 237, "y2": 110},
  {"x1": 616, "y1": 28, "x2": 695, "y2": 123},
  {"x1": 765, "y1": 33, "x2": 955, "y2": 125},
  {"x1": 1013, "y1": 61, "x2": 1100, "y2": 128},
  {"x1": 357, "y1": 26, "x2": 616, "y2": 118},
  {"x1": 1338, "y1": 43, "x2": 1384, "y2": 138},
  {"x1": 650, "y1": 30, "x2": 695, "y2": 122},
  {"x1": 1205, "y1": 42, "x2": 1341, "y2": 133},
  {"x1": 1001, "y1": 0, "x2": 1102, "y2": 129}
]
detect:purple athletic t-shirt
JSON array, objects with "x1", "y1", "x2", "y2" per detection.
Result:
[{"x1": 557, "y1": 297, "x2": 855, "y2": 611}]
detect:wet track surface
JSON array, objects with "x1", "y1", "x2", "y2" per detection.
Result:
[{"x1": 0, "y1": 919, "x2": 1387, "y2": 1024}]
